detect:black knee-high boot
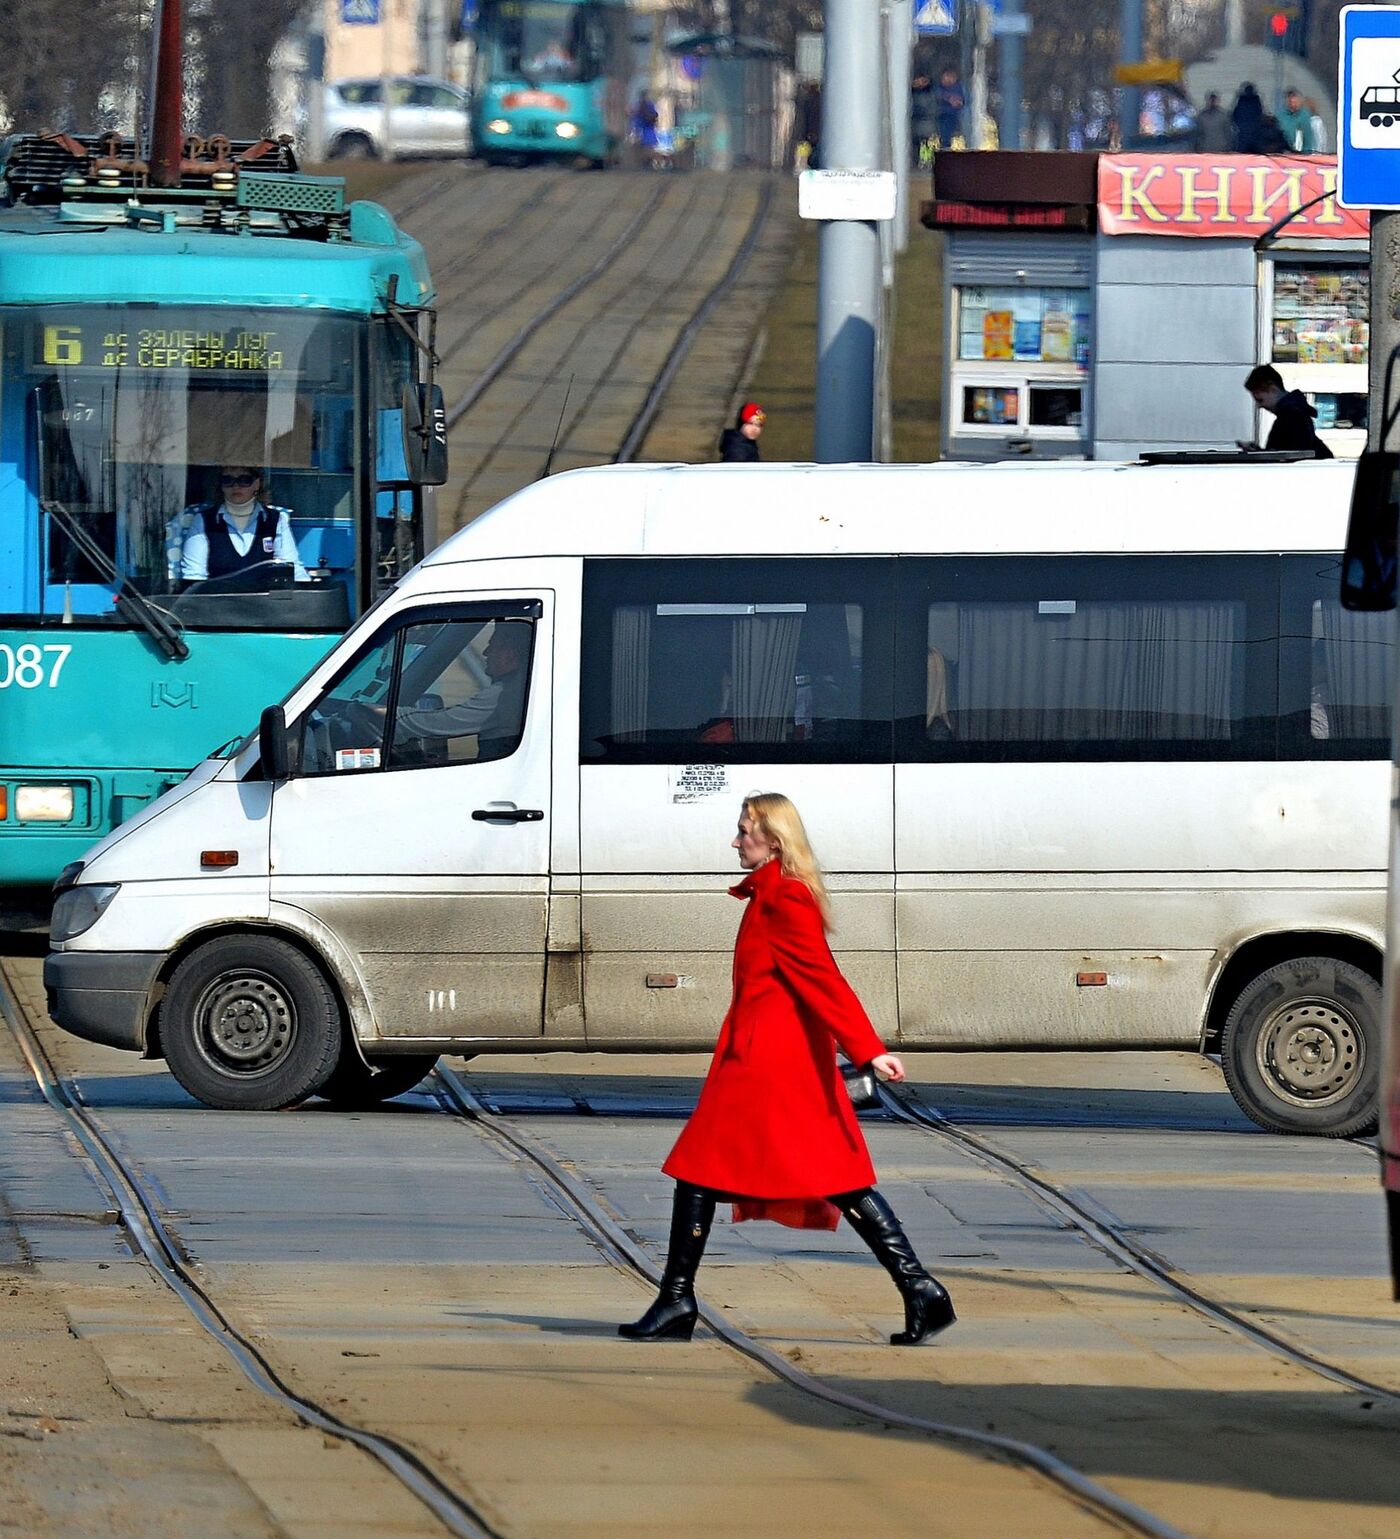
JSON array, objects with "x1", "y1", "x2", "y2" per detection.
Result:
[
  {"x1": 619, "y1": 1182, "x2": 715, "y2": 1341},
  {"x1": 835, "y1": 1188, "x2": 956, "y2": 1345}
]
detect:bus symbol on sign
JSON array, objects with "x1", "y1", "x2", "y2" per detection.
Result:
[{"x1": 341, "y1": 0, "x2": 380, "y2": 23}]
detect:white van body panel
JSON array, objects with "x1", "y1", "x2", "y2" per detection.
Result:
[{"x1": 50, "y1": 459, "x2": 1383, "y2": 1070}]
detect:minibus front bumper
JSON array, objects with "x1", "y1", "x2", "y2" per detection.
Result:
[{"x1": 43, "y1": 951, "x2": 162, "y2": 1053}]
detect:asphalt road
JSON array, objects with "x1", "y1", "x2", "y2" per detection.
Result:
[{"x1": 3, "y1": 953, "x2": 1399, "y2": 1539}]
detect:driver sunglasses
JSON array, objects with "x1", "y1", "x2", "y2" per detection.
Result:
[{"x1": 221, "y1": 472, "x2": 258, "y2": 487}]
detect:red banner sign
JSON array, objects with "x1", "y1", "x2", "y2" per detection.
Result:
[
  {"x1": 500, "y1": 89, "x2": 569, "y2": 112},
  {"x1": 1097, "y1": 154, "x2": 1369, "y2": 239}
]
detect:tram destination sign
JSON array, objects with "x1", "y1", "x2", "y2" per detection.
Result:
[{"x1": 36, "y1": 322, "x2": 290, "y2": 374}]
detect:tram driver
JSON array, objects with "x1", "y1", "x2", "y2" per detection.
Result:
[{"x1": 174, "y1": 465, "x2": 308, "y2": 587}]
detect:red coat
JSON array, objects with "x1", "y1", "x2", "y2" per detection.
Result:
[{"x1": 663, "y1": 857, "x2": 887, "y2": 1218}]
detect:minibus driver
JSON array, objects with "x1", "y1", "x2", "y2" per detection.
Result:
[{"x1": 366, "y1": 620, "x2": 531, "y2": 760}]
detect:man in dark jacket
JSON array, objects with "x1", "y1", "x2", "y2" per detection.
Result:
[
  {"x1": 719, "y1": 402, "x2": 765, "y2": 461},
  {"x1": 1244, "y1": 365, "x2": 1334, "y2": 459},
  {"x1": 1231, "y1": 82, "x2": 1264, "y2": 152}
]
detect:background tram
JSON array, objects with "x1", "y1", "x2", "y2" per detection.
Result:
[
  {"x1": 0, "y1": 134, "x2": 443, "y2": 889},
  {"x1": 471, "y1": 0, "x2": 632, "y2": 167}
]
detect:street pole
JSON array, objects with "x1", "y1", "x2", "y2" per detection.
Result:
[
  {"x1": 999, "y1": 0, "x2": 1023, "y2": 150},
  {"x1": 425, "y1": 0, "x2": 448, "y2": 79},
  {"x1": 1119, "y1": 0, "x2": 1142, "y2": 147},
  {"x1": 889, "y1": 0, "x2": 912, "y2": 255},
  {"x1": 304, "y1": 0, "x2": 327, "y2": 162},
  {"x1": 814, "y1": 0, "x2": 883, "y2": 463},
  {"x1": 968, "y1": 1, "x2": 989, "y2": 149},
  {"x1": 380, "y1": 0, "x2": 396, "y2": 162},
  {"x1": 1369, "y1": 212, "x2": 1400, "y2": 453}
]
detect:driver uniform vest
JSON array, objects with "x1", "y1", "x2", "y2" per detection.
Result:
[{"x1": 200, "y1": 504, "x2": 281, "y2": 579}]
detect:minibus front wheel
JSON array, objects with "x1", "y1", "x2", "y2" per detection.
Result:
[
  {"x1": 1219, "y1": 955, "x2": 1380, "y2": 1137},
  {"x1": 161, "y1": 935, "x2": 344, "y2": 1110}
]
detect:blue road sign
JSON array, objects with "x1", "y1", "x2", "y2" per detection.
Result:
[
  {"x1": 341, "y1": 0, "x2": 380, "y2": 24},
  {"x1": 1339, "y1": 5, "x2": 1400, "y2": 208},
  {"x1": 914, "y1": 0, "x2": 958, "y2": 37}
]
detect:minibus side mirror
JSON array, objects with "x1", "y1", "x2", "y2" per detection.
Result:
[
  {"x1": 1340, "y1": 449, "x2": 1399, "y2": 612},
  {"x1": 401, "y1": 383, "x2": 448, "y2": 487},
  {"x1": 259, "y1": 705, "x2": 292, "y2": 782}
]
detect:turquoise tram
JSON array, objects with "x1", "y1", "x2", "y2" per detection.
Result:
[
  {"x1": 472, "y1": 0, "x2": 632, "y2": 167},
  {"x1": 0, "y1": 133, "x2": 443, "y2": 887}
]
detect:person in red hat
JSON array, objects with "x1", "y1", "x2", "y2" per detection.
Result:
[
  {"x1": 719, "y1": 401, "x2": 765, "y2": 462},
  {"x1": 618, "y1": 792, "x2": 956, "y2": 1347}
]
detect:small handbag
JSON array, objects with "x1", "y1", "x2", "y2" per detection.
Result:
[{"x1": 841, "y1": 1059, "x2": 881, "y2": 1110}]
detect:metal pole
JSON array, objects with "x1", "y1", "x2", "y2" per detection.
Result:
[
  {"x1": 303, "y1": 0, "x2": 327, "y2": 162},
  {"x1": 1119, "y1": 0, "x2": 1142, "y2": 148},
  {"x1": 889, "y1": 0, "x2": 912, "y2": 255},
  {"x1": 380, "y1": 0, "x2": 396, "y2": 162},
  {"x1": 968, "y1": 1, "x2": 989, "y2": 150},
  {"x1": 149, "y1": 0, "x2": 184, "y2": 187},
  {"x1": 999, "y1": 0, "x2": 1023, "y2": 150},
  {"x1": 1368, "y1": 212, "x2": 1400, "y2": 452},
  {"x1": 815, "y1": 0, "x2": 883, "y2": 463},
  {"x1": 425, "y1": 0, "x2": 448, "y2": 79}
]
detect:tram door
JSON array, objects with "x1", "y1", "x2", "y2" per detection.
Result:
[{"x1": 269, "y1": 598, "x2": 553, "y2": 1039}]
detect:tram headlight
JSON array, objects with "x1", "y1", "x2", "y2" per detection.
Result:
[
  {"x1": 486, "y1": 118, "x2": 511, "y2": 135},
  {"x1": 50, "y1": 884, "x2": 120, "y2": 943},
  {"x1": 555, "y1": 121, "x2": 580, "y2": 140},
  {"x1": 15, "y1": 784, "x2": 74, "y2": 822}
]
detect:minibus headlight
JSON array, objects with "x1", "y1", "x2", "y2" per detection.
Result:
[
  {"x1": 50, "y1": 884, "x2": 121, "y2": 943},
  {"x1": 555, "y1": 121, "x2": 580, "y2": 139},
  {"x1": 487, "y1": 118, "x2": 511, "y2": 135}
]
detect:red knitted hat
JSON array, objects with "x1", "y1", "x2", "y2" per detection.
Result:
[{"x1": 739, "y1": 402, "x2": 766, "y2": 426}]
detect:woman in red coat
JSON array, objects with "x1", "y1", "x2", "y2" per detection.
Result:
[{"x1": 619, "y1": 793, "x2": 955, "y2": 1346}]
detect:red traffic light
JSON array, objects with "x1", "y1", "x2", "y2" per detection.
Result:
[{"x1": 1270, "y1": 12, "x2": 1289, "y2": 37}]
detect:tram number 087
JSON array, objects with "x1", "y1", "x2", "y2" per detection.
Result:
[{"x1": 0, "y1": 644, "x2": 72, "y2": 689}]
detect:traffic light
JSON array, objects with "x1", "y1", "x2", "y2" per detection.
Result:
[{"x1": 1269, "y1": 13, "x2": 1289, "y2": 40}]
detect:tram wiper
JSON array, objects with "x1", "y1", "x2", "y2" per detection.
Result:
[{"x1": 40, "y1": 500, "x2": 189, "y2": 661}]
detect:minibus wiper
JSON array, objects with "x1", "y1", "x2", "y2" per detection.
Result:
[{"x1": 41, "y1": 499, "x2": 190, "y2": 661}]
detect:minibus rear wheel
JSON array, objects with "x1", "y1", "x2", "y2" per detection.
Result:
[
  {"x1": 318, "y1": 1054, "x2": 439, "y2": 1109},
  {"x1": 1219, "y1": 956, "x2": 1380, "y2": 1136},
  {"x1": 162, "y1": 936, "x2": 343, "y2": 1110}
]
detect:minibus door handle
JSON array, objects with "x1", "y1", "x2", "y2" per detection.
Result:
[{"x1": 471, "y1": 805, "x2": 544, "y2": 823}]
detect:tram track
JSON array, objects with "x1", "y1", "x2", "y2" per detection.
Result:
[
  {"x1": 442, "y1": 178, "x2": 672, "y2": 430},
  {"x1": 444, "y1": 1065, "x2": 1400, "y2": 1415},
  {"x1": 430, "y1": 1063, "x2": 1194, "y2": 1539},
  {"x1": 447, "y1": 175, "x2": 775, "y2": 523},
  {"x1": 0, "y1": 963, "x2": 1186, "y2": 1539},
  {"x1": 0, "y1": 969, "x2": 506, "y2": 1539}
]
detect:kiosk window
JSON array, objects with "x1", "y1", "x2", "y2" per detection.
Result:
[
  {"x1": 957, "y1": 286, "x2": 1089, "y2": 364},
  {"x1": 581, "y1": 558, "x2": 894, "y2": 763},
  {"x1": 1270, "y1": 264, "x2": 1368, "y2": 367}
]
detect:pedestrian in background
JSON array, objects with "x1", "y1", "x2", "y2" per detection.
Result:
[
  {"x1": 1277, "y1": 88, "x2": 1316, "y2": 152},
  {"x1": 1231, "y1": 82, "x2": 1264, "y2": 152},
  {"x1": 1244, "y1": 365, "x2": 1334, "y2": 459},
  {"x1": 934, "y1": 66, "x2": 965, "y2": 149},
  {"x1": 619, "y1": 794, "x2": 956, "y2": 1347},
  {"x1": 1193, "y1": 92, "x2": 1234, "y2": 153},
  {"x1": 910, "y1": 69, "x2": 938, "y2": 163},
  {"x1": 719, "y1": 401, "x2": 764, "y2": 461}
]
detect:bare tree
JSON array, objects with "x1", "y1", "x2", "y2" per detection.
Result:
[
  {"x1": 187, "y1": 0, "x2": 307, "y2": 139},
  {"x1": 0, "y1": 0, "x2": 146, "y2": 134}
]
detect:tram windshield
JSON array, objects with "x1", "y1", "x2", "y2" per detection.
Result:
[
  {"x1": 11, "y1": 305, "x2": 366, "y2": 632},
  {"x1": 480, "y1": 1, "x2": 600, "y2": 84}
]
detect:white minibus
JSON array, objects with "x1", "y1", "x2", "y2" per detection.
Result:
[{"x1": 45, "y1": 458, "x2": 1388, "y2": 1134}]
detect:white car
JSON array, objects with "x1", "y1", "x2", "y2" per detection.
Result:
[{"x1": 325, "y1": 75, "x2": 471, "y2": 159}]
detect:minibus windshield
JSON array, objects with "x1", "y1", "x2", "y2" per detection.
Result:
[{"x1": 14, "y1": 305, "x2": 362, "y2": 631}]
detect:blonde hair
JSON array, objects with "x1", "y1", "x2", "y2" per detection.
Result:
[{"x1": 742, "y1": 792, "x2": 833, "y2": 932}]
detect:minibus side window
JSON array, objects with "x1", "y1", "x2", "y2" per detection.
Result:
[
  {"x1": 1280, "y1": 555, "x2": 1394, "y2": 759},
  {"x1": 295, "y1": 612, "x2": 535, "y2": 776},
  {"x1": 580, "y1": 558, "x2": 894, "y2": 763},
  {"x1": 895, "y1": 556, "x2": 1277, "y2": 763}
]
